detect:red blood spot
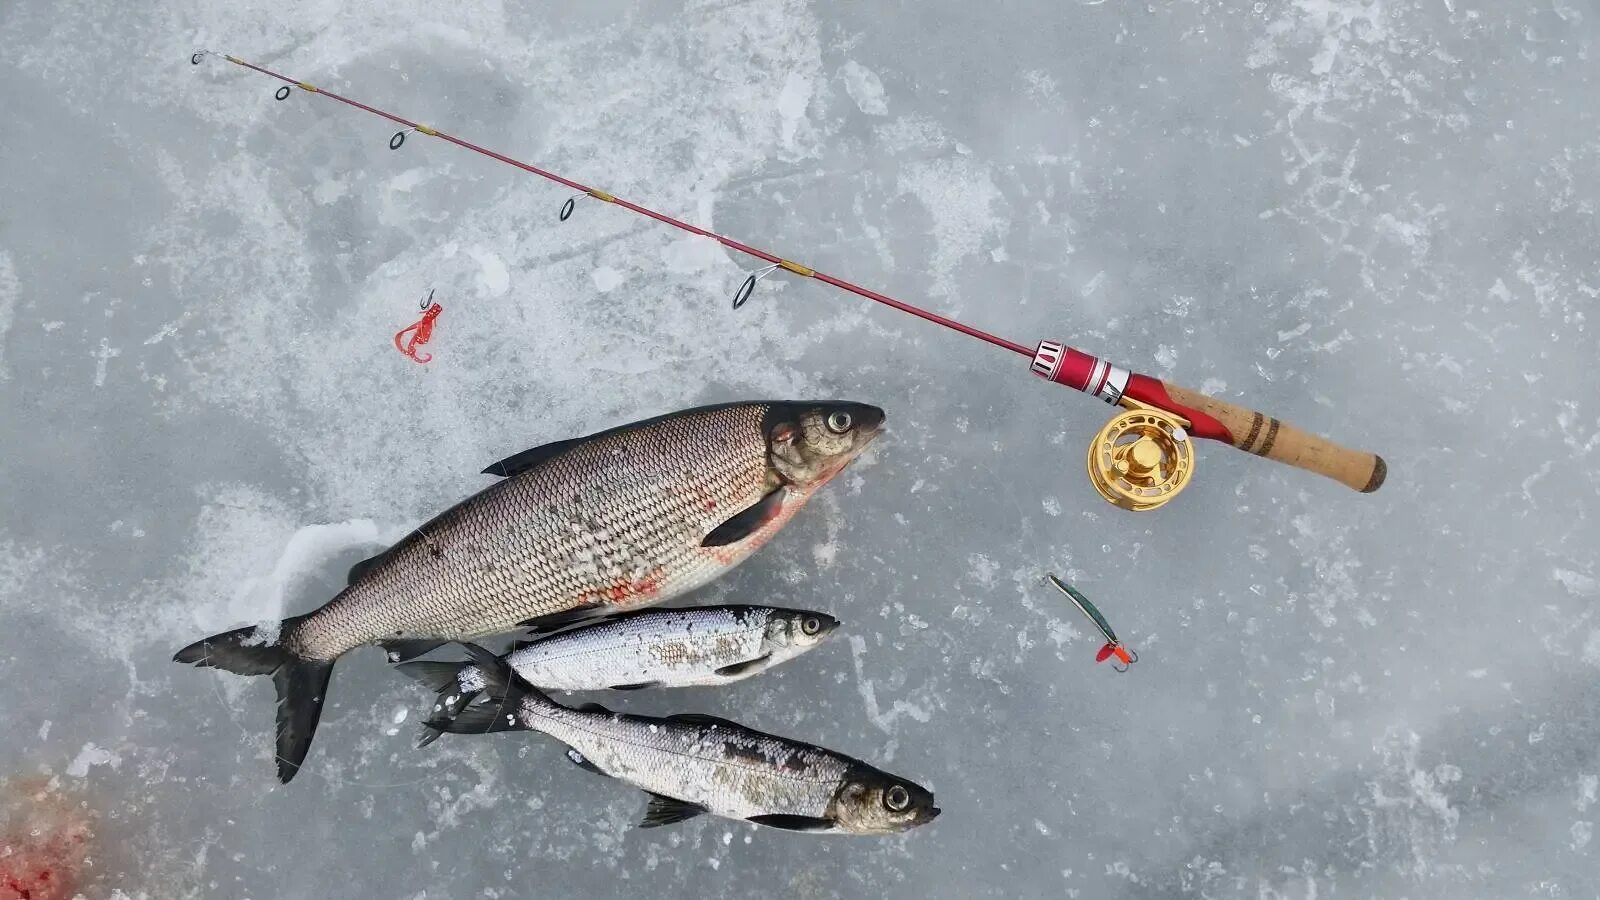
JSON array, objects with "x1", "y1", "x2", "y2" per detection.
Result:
[
  {"x1": 592, "y1": 571, "x2": 664, "y2": 608},
  {"x1": 0, "y1": 779, "x2": 93, "y2": 900}
]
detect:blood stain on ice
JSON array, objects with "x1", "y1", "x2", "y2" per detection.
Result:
[{"x1": 0, "y1": 778, "x2": 94, "y2": 900}]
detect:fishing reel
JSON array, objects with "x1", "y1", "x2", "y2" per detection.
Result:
[
  {"x1": 1086, "y1": 400, "x2": 1194, "y2": 512},
  {"x1": 1031, "y1": 339, "x2": 1386, "y2": 512}
]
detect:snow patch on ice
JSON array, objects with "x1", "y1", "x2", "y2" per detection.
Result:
[
  {"x1": 469, "y1": 246, "x2": 511, "y2": 297},
  {"x1": 1582, "y1": 631, "x2": 1600, "y2": 668},
  {"x1": 848, "y1": 635, "x2": 933, "y2": 744},
  {"x1": 898, "y1": 158, "x2": 1005, "y2": 297},
  {"x1": 312, "y1": 175, "x2": 349, "y2": 206},
  {"x1": 591, "y1": 266, "x2": 625, "y2": 293},
  {"x1": 1577, "y1": 774, "x2": 1598, "y2": 812},
  {"x1": 776, "y1": 71, "x2": 814, "y2": 148},
  {"x1": 840, "y1": 61, "x2": 888, "y2": 116},
  {"x1": 660, "y1": 236, "x2": 727, "y2": 274},
  {"x1": 1554, "y1": 568, "x2": 1598, "y2": 596},
  {"x1": 66, "y1": 742, "x2": 121, "y2": 777}
]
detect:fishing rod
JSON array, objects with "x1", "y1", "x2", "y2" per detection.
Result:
[{"x1": 190, "y1": 50, "x2": 1387, "y2": 511}]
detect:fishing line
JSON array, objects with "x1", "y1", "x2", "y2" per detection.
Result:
[
  {"x1": 189, "y1": 50, "x2": 1032, "y2": 357},
  {"x1": 189, "y1": 50, "x2": 1387, "y2": 511}
]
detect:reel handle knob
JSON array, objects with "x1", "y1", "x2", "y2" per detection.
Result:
[{"x1": 1031, "y1": 340, "x2": 1386, "y2": 494}]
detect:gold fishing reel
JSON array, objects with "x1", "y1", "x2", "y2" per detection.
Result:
[{"x1": 1086, "y1": 399, "x2": 1195, "y2": 511}]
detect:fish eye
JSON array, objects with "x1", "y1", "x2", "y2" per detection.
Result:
[
  {"x1": 801, "y1": 616, "x2": 822, "y2": 635},
  {"x1": 884, "y1": 784, "x2": 912, "y2": 812},
  {"x1": 826, "y1": 411, "x2": 853, "y2": 434}
]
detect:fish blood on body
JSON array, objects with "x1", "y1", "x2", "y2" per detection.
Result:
[
  {"x1": 431, "y1": 645, "x2": 939, "y2": 835},
  {"x1": 400, "y1": 606, "x2": 842, "y2": 738},
  {"x1": 172, "y1": 401, "x2": 885, "y2": 782}
]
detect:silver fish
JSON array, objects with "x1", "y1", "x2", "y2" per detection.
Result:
[
  {"x1": 174, "y1": 401, "x2": 884, "y2": 782},
  {"x1": 432, "y1": 645, "x2": 940, "y2": 835},
  {"x1": 398, "y1": 606, "x2": 840, "y2": 741}
]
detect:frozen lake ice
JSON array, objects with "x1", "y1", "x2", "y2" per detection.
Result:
[{"x1": 1, "y1": 1, "x2": 1597, "y2": 896}]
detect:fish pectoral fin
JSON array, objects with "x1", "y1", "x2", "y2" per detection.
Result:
[
  {"x1": 607, "y1": 681, "x2": 660, "y2": 691},
  {"x1": 748, "y1": 814, "x2": 835, "y2": 833},
  {"x1": 380, "y1": 639, "x2": 447, "y2": 663},
  {"x1": 517, "y1": 603, "x2": 610, "y2": 634},
  {"x1": 575, "y1": 701, "x2": 614, "y2": 714},
  {"x1": 713, "y1": 654, "x2": 772, "y2": 678},
  {"x1": 482, "y1": 436, "x2": 585, "y2": 478},
  {"x1": 639, "y1": 793, "x2": 708, "y2": 829},
  {"x1": 346, "y1": 550, "x2": 389, "y2": 586},
  {"x1": 701, "y1": 487, "x2": 786, "y2": 547},
  {"x1": 565, "y1": 748, "x2": 606, "y2": 776},
  {"x1": 664, "y1": 712, "x2": 742, "y2": 730}
]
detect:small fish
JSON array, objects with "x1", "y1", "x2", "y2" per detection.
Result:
[
  {"x1": 398, "y1": 606, "x2": 840, "y2": 743},
  {"x1": 429, "y1": 645, "x2": 940, "y2": 835},
  {"x1": 173, "y1": 401, "x2": 885, "y2": 782}
]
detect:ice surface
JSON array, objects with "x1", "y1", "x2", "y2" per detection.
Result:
[{"x1": 1, "y1": 0, "x2": 1597, "y2": 897}]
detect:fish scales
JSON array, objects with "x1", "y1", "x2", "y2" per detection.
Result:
[
  {"x1": 485, "y1": 607, "x2": 769, "y2": 691},
  {"x1": 174, "y1": 400, "x2": 884, "y2": 783},
  {"x1": 526, "y1": 702, "x2": 849, "y2": 821},
  {"x1": 293, "y1": 405, "x2": 776, "y2": 659}
]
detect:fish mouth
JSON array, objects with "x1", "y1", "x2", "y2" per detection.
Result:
[{"x1": 853, "y1": 404, "x2": 887, "y2": 436}]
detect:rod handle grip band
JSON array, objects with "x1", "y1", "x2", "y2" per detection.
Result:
[{"x1": 1139, "y1": 377, "x2": 1386, "y2": 493}]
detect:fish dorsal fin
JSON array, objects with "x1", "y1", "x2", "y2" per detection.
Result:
[
  {"x1": 347, "y1": 551, "x2": 388, "y2": 585},
  {"x1": 639, "y1": 793, "x2": 707, "y2": 828},
  {"x1": 517, "y1": 603, "x2": 609, "y2": 634},
  {"x1": 748, "y1": 814, "x2": 835, "y2": 833},
  {"x1": 701, "y1": 487, "x2": 786, "y2": 548},
  {"x1": 713, "y1": 653, "x2": 772, "y2": 678},
  {"x1": 565, "y1": 748, "x2": 605, "y2": 776},
  {"x1": 664, "y1": 713, "x2": 741, "y2": 730},
  {"x1": 482, "y1": 436, "x2": 588, "y2": 478}
]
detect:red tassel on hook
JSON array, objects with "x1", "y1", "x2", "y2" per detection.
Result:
[{"x1": 395, "y1": 302, "x2": 443, "y2": 364}]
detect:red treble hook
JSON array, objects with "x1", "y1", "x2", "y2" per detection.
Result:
[{"x1": 395, "y1": 302, "x2": 443, "y2": 364}]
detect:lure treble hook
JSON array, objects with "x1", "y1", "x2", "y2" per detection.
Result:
[
  {"x1": 394, "y1": 297, "x2": 444, "y2": 364},
  {"x1": 1047, "y1": 574, "x2": 1138, "y2": 672}
]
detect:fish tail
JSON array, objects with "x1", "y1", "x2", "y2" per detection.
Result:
[
  {"x1": 396, "y1": 660, "x2": 481, "y2": 746},
  {"x1": 394, "y1": 659, "x2": 470, "y2": 692},
  {"x1": 173, "y1": 614, "x2": 335, "y2": 784},
  {"x1": 419, "y1": 643, "x2": 545, "y2": 744}
]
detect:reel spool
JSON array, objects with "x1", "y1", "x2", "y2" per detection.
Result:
[{"x1": 1086, "y1": 403, "x2": 1195, "y2": 511}]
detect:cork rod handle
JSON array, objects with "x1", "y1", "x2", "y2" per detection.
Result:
[{"x1": 1158, "y1": 382, "x2": 1386, "y2": 493}]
